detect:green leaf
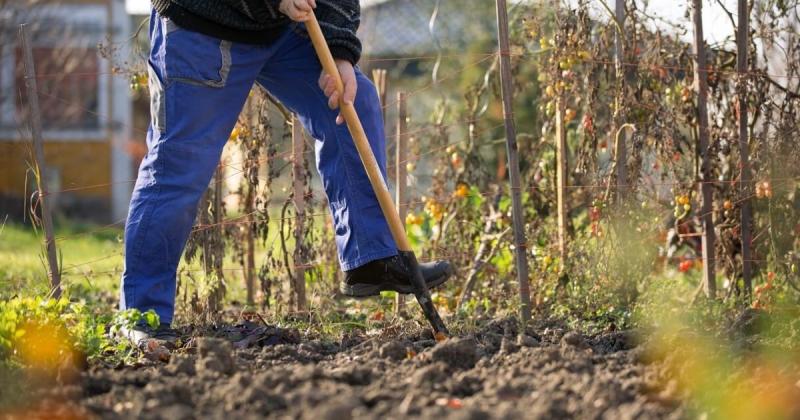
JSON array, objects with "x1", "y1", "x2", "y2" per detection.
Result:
[
  {"x1": 467, "y1": 185, "x2": 485, "y2": 208},
  {"x1": 143, "y1": 310, "x2": 160, "y2": 329},
  {"x1": 499, "y1": 195, "x2": 512, "y2": 212}
]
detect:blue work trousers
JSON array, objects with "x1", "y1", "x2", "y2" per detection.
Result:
[{"x1": 121, "y1": 12, "x2": 396, "y2": 323}]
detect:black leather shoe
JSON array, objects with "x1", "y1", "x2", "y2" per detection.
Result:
[{"x1": 341, "y1": 255, "x2": 454, "y2": 297}]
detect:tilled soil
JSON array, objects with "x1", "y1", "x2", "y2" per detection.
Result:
[{"x1": 28, "y1": 318, "x2": 686, "y2": 419}]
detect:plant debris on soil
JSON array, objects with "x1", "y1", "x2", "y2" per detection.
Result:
[{"x1": 14, "y1": 318, "x2": 687, "y2": 419}]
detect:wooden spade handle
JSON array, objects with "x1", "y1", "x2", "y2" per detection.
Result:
[{"x1": 305, "y1": 12, "x2": 412, "y2": 252}]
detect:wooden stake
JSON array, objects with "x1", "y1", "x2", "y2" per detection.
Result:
[
  {"x1": 292, "y1": 116, "x2": 308, "y2": 312},
  {"x1": 495, "y1": 0, "x2": 532, "y2": 322},
  {"x1": 613, "y1": 0, "x2": 628, "y2": 201},
  {"x1": 20, "y1": 24, "x2": 61, "y2": 299},
  {"x1": 737, "y1": 0, "x2": 753, "y2": 296},
  {"x1": 372, "y1": 68, "x2": 388, "y2": 122},
  {"x1": 395, "y1": 92, "x2": 408, "y2": 315},
  {"x1": 691, "y1": 0, "x2": 717, "y2": 298}
]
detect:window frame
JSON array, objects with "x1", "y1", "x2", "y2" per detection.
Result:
[{"x1": 0, "y1": 4, "x2": 111, "y2": 142}]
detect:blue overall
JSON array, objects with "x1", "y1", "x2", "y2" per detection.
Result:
[{"x1": 120, "y1": 11, "x2": 396, "y2": 324}]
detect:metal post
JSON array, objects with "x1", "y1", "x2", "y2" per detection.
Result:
[
  {"x1": 20, "y1": 24, "x2": 61, "y2": 299},
  {"x1": 495, "y1": 0, "x2": 532, "y2": 322},
  {"x1": 692, "y1": 0, "x2": 717, "y2": 298}
]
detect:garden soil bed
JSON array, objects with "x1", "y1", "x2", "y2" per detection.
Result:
[{"x1": 22, "y1": 318, "x2": 685, "y2": 419}]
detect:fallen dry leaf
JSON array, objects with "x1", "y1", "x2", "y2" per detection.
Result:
[{"x1": 435, "y1": 398, "x2": 463, "y2": 409}]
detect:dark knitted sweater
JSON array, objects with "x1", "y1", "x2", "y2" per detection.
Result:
[{"x1": 151, "y1": 0, "x2": 362, "y2": 64}]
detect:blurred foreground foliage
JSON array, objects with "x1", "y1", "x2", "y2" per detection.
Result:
[{"x1": 0, "y1": 296, "x2": 159, "y2": 369}]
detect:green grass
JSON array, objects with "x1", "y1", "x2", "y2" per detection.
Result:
[
  {"x1": 0, "y1": 215, "x2": 339, "y2": 312},
  {"x1": 0, "y1": 220, "x2": 124, "y2": 302}
]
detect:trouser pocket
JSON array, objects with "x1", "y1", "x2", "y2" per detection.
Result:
[{"x1": 161, "y1": 18, "x2": 231, "y2": 88}]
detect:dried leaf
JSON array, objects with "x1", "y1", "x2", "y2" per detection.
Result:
[{"x1": 435, "y1": 398, "x2": 463, "y2": 409}]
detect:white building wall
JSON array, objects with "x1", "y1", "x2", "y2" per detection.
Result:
[{"x1": 110, "y1": 0, "x2": 134, "y2": 223}]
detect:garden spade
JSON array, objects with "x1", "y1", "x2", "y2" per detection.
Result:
[{"x1": 305, "y1": 11, "x2": 449, "y2": 336}]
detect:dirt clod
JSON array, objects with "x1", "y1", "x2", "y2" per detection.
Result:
[
  {"x1": 166, "y1": 354, "x2": 195, "y2": 376},
  {"x1": 499, "y1": 336, "x2": 518, "y2": 354},
  {"x1": 196, "y1": 337, "x2": 231, "y2": 358},
  {"x1": 516, "y1": 334, "x2": 539, "y2": 348},
  {"x1": 378, "y1": 340, "x2": 407, "y2": 361},
  {"x1": 195, "y1": 338, "x2": 235, "y2": 375},
  {"x1": 561, "y1": 331, "x2": 587, "y2": 349},
  {"x1": 158, "y1": 403, "x2": 194, "y2": 420},
  {"x1": 430, "y1": 337, "x2": 479, "y2": 370}
]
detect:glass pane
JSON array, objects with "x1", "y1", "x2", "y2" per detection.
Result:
[{"x1": 15, "y1": 46, "x2": 100, "y2": 130}]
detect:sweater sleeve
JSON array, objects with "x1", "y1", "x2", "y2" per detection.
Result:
[
  {"x1": 315, "y1": 0, "x2": 362, "y2": 64},
  {"x1": 262, "y1": 0, "x2": 283, "y2": 19}
]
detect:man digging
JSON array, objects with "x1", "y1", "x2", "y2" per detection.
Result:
[{"x1": 120, "y1": 0, "x2": 453, "y2": 349}]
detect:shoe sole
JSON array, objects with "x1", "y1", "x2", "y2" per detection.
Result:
[
  {"x1": 113, "y1": 326, "x2": 178, "y2": 352},
  {"x1": 340, "y1": 271, "x2": 452, "y2": 298}
]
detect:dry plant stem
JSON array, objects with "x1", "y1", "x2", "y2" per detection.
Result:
[
  {"x1": 461, "y1": 228, "x2": 510, "y2": 310},
  {"x1": 280, "y1": 197, "x2": 294, "y2": 308},
  {"x1": 241, "y1": 95, "x2": 257, "y2": 308},
  {"x1": 613, "y1": 0, "x2": 628, "y2": 202},
  {"x1": 692, "y1": 0, "x2": 717, "y2": 298},
  {"x1": 689, "y1": 276, "x2": 707, "y2": 306},
  {"x1": 495, "y1": 0, "x2": 532, "y2": 323},
  {"x1": 457, "y1": 193, "x2": 505, "y2": 310},
  {"x1": 292, "y1": 116, "x2": 308, "y2": 312},
  {"x1": 199, "y1": 194, "x2": 212, "y2": 279},
  {"x1": 211, "y1": 170, "x2": 226, "y2": 317},
  {"x1": 20, "y1": 24, "x2": 61, "y2": 299},
  {"x1": 197, "y1": 168, "x2": 226, "y2": 320},
  {"x1": 457, "y1": 216, "x2": 495, "y2": 310},
  {"x1": 305, "y1": 12, "x2": 447, "y2": 335},
  {"x1": 737, "y1": 0, "x2": 753, "y2": 297},
  {"x1": 438, "y1": 205, "x2": 460, "y2": 243},
  {"x1": 555, "y1": 96, "x2": 569, "y2": 262},
  {"x1": 244, "y1": 184, "x2": 256, "y2": 306}
]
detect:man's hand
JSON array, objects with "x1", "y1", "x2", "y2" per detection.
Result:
[
  {"x1": 279, "y1": 0, "x2": 316, "y2": 22},
  {"x1": 319, "y1": 59, "x2": 357, "y2": 125}
]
